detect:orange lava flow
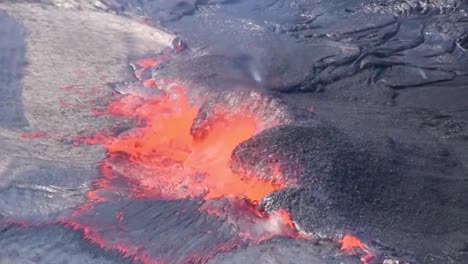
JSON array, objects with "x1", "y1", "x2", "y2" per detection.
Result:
[
  {"x1": 340, "y1": 234, "x2": 374, "y2": 264},
  {"x1": 90, "y1": 88, "x2": 283, "y2": 202},
  {"x1": 340, "y1": 234, "x2": 365, "y2": 251}
]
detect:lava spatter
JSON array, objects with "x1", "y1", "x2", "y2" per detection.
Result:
[
  {"x1": 72, "y1": 81, "x2": 297, "y2": 263},
  {"x1": 90, "y1": 87, "x2": 285, "y2": 201},
  {"x1": 340, "y1": 234, "x2": 375, "y2": 264},
  {"x1": 67, "y1": 45, "x2": 378, "y2": 263}
]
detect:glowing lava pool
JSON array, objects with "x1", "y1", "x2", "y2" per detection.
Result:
[{"x1": 70, "y1": 81, "x2": 305, "y2": 263}]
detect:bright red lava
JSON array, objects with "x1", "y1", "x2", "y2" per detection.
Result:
[
  {"x1": 72, "y1": 81, "x2": 301, "y2": 263},
  {"x1": 69, "y1": 48, "x2": 372, "y2": 263},
  {"x1": 340, "y1": 235, "x2": 374, "y2": 263},
  {"x1": 84, "y1": 87, "x2": 285, "y2": 202}
]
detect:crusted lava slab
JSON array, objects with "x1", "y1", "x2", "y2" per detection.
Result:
[
  {"x1": 230, "y1": 123, "x2": 468, "y2": 263},
  {"x1": 29, "y1": 1, "x2": 468, "y2": 93},
  {"x1": 186, "y1": 85, "x2": 468, "y2": 263},
  {"x1": 0, "y1": 224, "x2": 134, "y2": 264},
  {"x1": 134, "y1": 0, "x2": 468, "y2": 93},
  {"x1": 0, "y1": 11, "x2": 28, "y2": 128},
  {"x1": 66, "y1": 198, "x2": 239, "y2": 263},
  {"x1": 1, "y1": 1, "x2": 468, "y2": 264}
]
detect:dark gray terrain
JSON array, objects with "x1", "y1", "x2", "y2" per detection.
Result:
[{"x1": 1, "y1": 1, "x2": 467, "y2": 264}]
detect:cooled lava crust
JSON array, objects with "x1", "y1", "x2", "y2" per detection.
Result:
[{"x1": 1, "y1": 1, "x2": 468, "y2": 264}]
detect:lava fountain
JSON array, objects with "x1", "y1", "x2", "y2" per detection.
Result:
[
  {"x1": 68, "y1": 46, "x2": 374, "y2": 263},
  {"x1": 71, "y1": 77, "x2": 299, "y2": 263},
  {"x1": 85, "y1": 87, "x2": 286, "y2": 202}
]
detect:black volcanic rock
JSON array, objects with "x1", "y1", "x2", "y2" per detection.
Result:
[
  {"x1": 132, "y1": 0, "x2": 468, "y2": 92},
  {"x1": 232, "y1": 125, "x2": 394, "y2": 234},
  {"x1": 48, "y1": 0, "x2": 468, "y2": 92},
  {"x1": 232, "y1": 122, "x2": 468, "y2": 264}
]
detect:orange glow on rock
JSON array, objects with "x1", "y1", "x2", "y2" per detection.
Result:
[
  {"x1": 71, "y1": 83, "x2": 298, "y2": 262},
  {"x1": 135, "y1": 58, "x2": 160, "y2": 68},
  {"x1": 340, "y1": 234, "x2": 375, "y2": 264},
  {"x1": 340, "y1": 234, "x2": 365, "y2": 251},
  {"x1": 85, "y1": 87, "x2": 284, "y2": 202},
  {"x1": 277, "y1": 209, "x2": 296, "y2": 230},
  {"x1": 143, "y1": 79, "x2": 156, "y2": 88}
]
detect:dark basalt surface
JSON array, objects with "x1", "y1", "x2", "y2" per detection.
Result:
[
  {"x1": 37, "y1": 1, "x2": 468, "y2": 92},
  {"x1": 209, "y1": 237, "x2": 362, "y2": 264},
  {"x1": 0, "y1": 224, "x2": 135, "y2": 264},
  {"x1": 151, "y1": 1, "x2": 467, "y2": 262},
  {"x1": 145, "y1": 0, "x2": 468, "y2": 92},
  {"x1": 0, "y1": 11, "x2": 28, "y2": 128},
  {"x1": 67, "y1": 199, "x2": 238, "y2": 263},
  {"x1": 232, "y1": 124, "x2": 468, "y2": 263},
  {"x1": 0, "y1": 157, "x2": 95, "y2": 222}
]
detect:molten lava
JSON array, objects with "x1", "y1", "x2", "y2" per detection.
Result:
[
  {"x1": 340, "y1": 234, "x2": 374, "y2": 264},
  {"x1": 71, "y1": 82, "x2": 297, "y2": 263},
  {"x1": 90, "y1": 87, "x2": 284, "y2": 201},
  {"x1": 69, "y1": 48, "x2": 373, "y2": 264},
  {"x1": 340, "y1": 234, "x2": 365, "y2": 251}
]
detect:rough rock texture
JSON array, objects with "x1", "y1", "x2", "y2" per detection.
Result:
[
  {"x1": 134, "y1": 0, "x2": 468, "y2": 94},
  {"x1": 0, "y1": 11, "x2": 27, "y2": 128},
  {"x1": 275, "y1": 88, "x2": 468, "y2": 264},
  {"x1": 67, "y1": 199, "x2": 239, "y2": 263},
  {"x1": 18, "y1": 1, "x2": 468, "y2": 93},
  {"x1": 232, "y1": 124, "x2": 468, "y2": 262},
  {"x1": 1, "y1": 1, "x2": 468, "y2": 264},
  {"x1": 0, "y1": 2, "x2": 172, "y2": 219},
  {"x1": 363, "y1": 0, "x2": 465, "y2": 15},
  {"x1": 190, "y1": 89, "x2": 317, "y2": 139},
  {"x1": 209, "y1": 238, "x2": 362, "y2": 264},
  {"x1": 0, "y1": 224, "x2": 134, "y2": 264},
  {"x1": 0, "y1": 2, "x2": 176, "y2": 263}
]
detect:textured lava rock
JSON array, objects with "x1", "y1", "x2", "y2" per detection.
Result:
[
  {"x1": 68, "y1": 198, "x2": 244, "y2": 264},
  {"x1": 457, "y1": 31, "x2": 468, "y2": 49},
  {"x1": 379, "y1": 66, "x2": 457, "y2": 88},
  {"x1": 154, "y1": 0, "x2": 468, "y2": 92},
  {"x1": 232, "y1": 125, "x2": 393, "y2": 235},
  {"x1": 2, "y1": 1, "x2": 468, "y2": 264},
  {"x1": 362, "y1": 0, "x2": 465, "y2": 15},
  {"x1": 41, "y1": 0, "x2": 468, "y2": 92},
  {"x1": 232, "y1": 123, "x2": 468, "y2": 264},
  {"x1": 0, "y1": 157, "x2": 95, "y2": 222},
  {"x1": 190, "y1": 89, "x2": 318, "y2": 139},
  {"x1": 0, "y1": 224, "x2": 134, "y2": 264},
  {"x1": 0, "y1": 11, "x2": 28, "y2": 128},
  {"x1": 45, "y1": 0, "x2": 238, "y2": 23},
  {"x1": 152, "y1": 53, "x2": 266, "y2": 99},
  {"x1": 208, "y1": 238, "x2": 362, "y2": 264}
]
